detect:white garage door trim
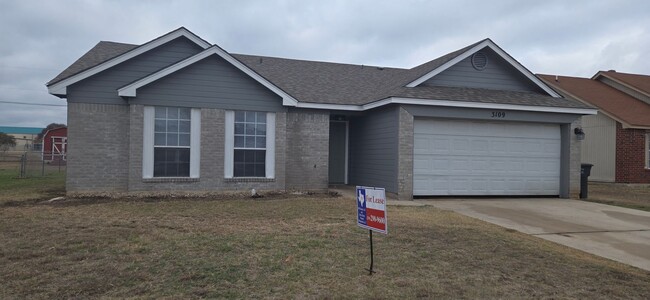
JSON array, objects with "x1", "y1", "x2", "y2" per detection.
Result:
[{"x1": 413, "y1": 119, "x2": 561, "y2": 196}]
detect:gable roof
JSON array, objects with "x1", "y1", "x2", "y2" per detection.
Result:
[
  {"x1": 539, "y1": 74, "x2": 650, "y2": 128},
  {"x1": 118, "y1": 46, "x2": 299, "y2": 106},
  {"x1": 405, "y1": 39, "x2": 561, "y2": 98},
  {"x1": 593, "y1": 70, "x2": 650, "y2": 97},
  {"x1": 49, "y1": 28, "x2": 593, "y2": 115},
  {"x1": 47, "y1": 27, "x2": 211, "y2": 96}
]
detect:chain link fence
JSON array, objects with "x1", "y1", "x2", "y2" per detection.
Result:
[{"x1": 0, "y1": 151, "x2": 66, "y2": 178}]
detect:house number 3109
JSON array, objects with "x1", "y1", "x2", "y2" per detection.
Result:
[{"x1": 491, "y1": 111, "x2": 506, "y2": 118}]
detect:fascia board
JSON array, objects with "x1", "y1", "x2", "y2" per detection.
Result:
[
  {"x1": 406, "y1": 40, "x2": 562, "y2": 98},
  {"x1": 47, "y1": 28, "x2": 211, "y2": 96},
  {"x1": 291, "y1": 97, "x2": 597, "y2": 115},
  {"x1": 295, "y1": 102, "x2": 364, "y2": 111},
  {"x1": 118, "y1": 46, "x2": 299, "y2": 106},
  {"x1": 383, "y1": 97, "x2": 597, "y2": 115}
]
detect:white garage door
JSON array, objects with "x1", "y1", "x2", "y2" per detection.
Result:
[{"x1": 413, "y1": 119, "x2": 561, "y2": 196}]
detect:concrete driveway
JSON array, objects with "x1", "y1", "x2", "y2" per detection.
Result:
[{"x1": 428, "y1": 199, "x2": 650, "y2": 271}]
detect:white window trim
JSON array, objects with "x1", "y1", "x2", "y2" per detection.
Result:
[
  {"x1": 142, "y1": 106, "x2": 200, "y2": 179},
  {"x1": 224, "y1": 110, "x2": 275, "y2": 179}
]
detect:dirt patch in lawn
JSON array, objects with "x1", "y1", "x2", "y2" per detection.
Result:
[
  {"x1": 1, "y1": 196, "x2": 649, "y2": 299},
  {"x1": 587, "y1": 182, "x2": 650, "y2": 211}
]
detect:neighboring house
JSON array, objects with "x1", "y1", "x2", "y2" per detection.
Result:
[
  {"x1": 539, "y1": 71, "x2": 650, "y2": 183},
  {"x1": 0, "y1": 126, "x2": 42, "y2": 152},
  {"x1": 47, "y1": 27, "x2": 595, "y2": 199},
  {"x1": 42, "y1": 126, "x2": 67, "y2": 162}
]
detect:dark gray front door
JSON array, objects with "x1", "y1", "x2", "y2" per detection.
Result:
[{"x1": 329, "y1": 121, "x2": 347, "y2": 184}]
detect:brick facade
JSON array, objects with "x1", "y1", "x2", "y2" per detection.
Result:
[
  {"x1": 397, "y1": 107, "x2": 414, "y2": 200},
  {"x1": 569, "y1": 119, "x2": 582, "y2": 198},
  {"x1": 615, "y1": 123, "x2": 650, "y2": 183},
  {"x1": 66, "y1": 103, "x2": 130, "y2": 193},
  {"x1": 67, "y1": 103, "x2": 327, "y2": 195},
  {"x1": 285, "y1": 108, "x2": 330, "y2": 191}
]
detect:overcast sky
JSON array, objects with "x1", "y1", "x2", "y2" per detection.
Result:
[{"x1": 1, "y1": 0, "x2": 649, "y2": 127}]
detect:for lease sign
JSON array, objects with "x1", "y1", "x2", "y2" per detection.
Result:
[{"x1": 356, "y1": 186, "x2": 388, "y2": 234}]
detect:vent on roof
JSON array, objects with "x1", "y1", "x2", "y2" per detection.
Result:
[{"x1": 471, "y1": 52, "x2": 488, "y2": 70}]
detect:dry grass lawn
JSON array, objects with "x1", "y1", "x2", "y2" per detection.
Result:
[
  {"x1": 587, "y1": 182, "x2": 650, "y2": 211},
  {"x1": 2, "y1": 193, "x2": 650, "y2": 299}
]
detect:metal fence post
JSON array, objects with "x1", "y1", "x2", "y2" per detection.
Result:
[{"x1": 19, "y1": 154, "x2": 26, "y2": 178}]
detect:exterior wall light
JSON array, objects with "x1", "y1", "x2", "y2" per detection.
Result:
[{"x1": 574, "y1": 127, "x2": 585, "y2": 140}]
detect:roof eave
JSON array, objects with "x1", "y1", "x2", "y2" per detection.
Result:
[{"x1": 296, "y1": 97, "x2": 596, "y2": 115}]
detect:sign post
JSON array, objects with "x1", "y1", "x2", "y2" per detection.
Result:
[{"x1": 356, "y1": 186, "x2": 387, "y2": 275}]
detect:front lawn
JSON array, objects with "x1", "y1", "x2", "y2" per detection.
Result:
[
  {"x1": 0, "y1": 168, "x2": 65, "y2": 205},
  {"x1": 1, "y1": 194, "x2": 649, "y2": 298},
  {"x1": 587, "y1": 182, "x2": 650, "y2": 211}
]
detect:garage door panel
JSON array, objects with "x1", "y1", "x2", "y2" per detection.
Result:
[{"x1": 414, "y1": 119, "x2": 561, "y2": 196}]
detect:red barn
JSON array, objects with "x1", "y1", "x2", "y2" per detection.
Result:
[{"x1": 42, "y1": 126, "x2": 67, "y2": 162}]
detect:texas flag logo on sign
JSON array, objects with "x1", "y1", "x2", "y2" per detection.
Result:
[{"x1": 356, "y1": 186, "x2": 387, "y2": 234}]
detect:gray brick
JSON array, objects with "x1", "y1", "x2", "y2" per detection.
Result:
[
  {"x1": 285, "y1": 108, "x2": 330, "y2": 191},
  {"x1": 397, "y1": 106, "x2": 414, "y2": 200}
]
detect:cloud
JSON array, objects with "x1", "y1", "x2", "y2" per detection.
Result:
[{"x1": 1, "y1": 0, "x2": 649, "y2": 127}]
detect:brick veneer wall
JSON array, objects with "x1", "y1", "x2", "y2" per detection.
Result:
[
  {"x1": 397, "y1": 107, "x2": 414, "y2": 200},
  {"x1": 66, "y1": 103, "x2": 130, "y2": 193},
  {"x1": 285, "y1": 108, "x2": 330, "y2": 191},
  {"x1": 126, "y1": 106, "x2": 289, "y2": 192},
  {"x1": 615, "y1": 123, "x2": 650, "y2": 183}
]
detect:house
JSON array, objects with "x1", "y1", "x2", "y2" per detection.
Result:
[
  {"x1": 47, "y1": 27, "x2": 595, "y2": 199},
  {"x1": 539, "y1": 71, "x2": 650, "y2": 183},
  {"x1": 0, "y1": 126, "x2": 42, "y2": 152},
  {"x1": 42, "y1": 126, "x2": 67, "y2": 162}
]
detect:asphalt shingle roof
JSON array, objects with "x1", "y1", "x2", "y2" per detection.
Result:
[
  {"x1": 539, "y1": 74, "x2": 650, "y2": 127},
  {"x1": 48, "y1": 37, "x2": 589, "y2": 110},
  {"x1": 48, "y1": 41, "x2": 139, "y2": 85},
  {"x1": 596, "y1": 70, "x2": 650, "y2": 95}
]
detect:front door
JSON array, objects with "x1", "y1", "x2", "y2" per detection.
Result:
[{"x1": 329, "y1": 121, "x2": 347, "y2": 184}]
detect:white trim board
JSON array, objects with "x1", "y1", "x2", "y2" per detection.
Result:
[
  {"x1": 47, "y1": 27, "x2": 211, "y2": 96},
  {"x1": 118, "y1": 46, "x2": 299, "y2": 106},
  {"x1": 405, "y1": 39, "x2": 562, "y2": 98},
  {"x1": 295, "y1": 97, "x2": 597, "y2": 115}
]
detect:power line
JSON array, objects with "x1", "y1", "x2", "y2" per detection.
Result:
[{"x1": 0, "y1": 100, "x2": 66, "y2": 107}]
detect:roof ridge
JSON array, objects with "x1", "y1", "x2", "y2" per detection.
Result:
[{"x1": 232, "y1": 53, "x2": 406, "y2": 70}]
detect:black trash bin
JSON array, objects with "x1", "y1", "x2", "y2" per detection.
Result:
[{"x1": 580, "y1": 163, "x2": 594, "y2": 199}]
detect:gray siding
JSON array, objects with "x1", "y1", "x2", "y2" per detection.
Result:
[
  {"x1": 67, "y1": 37, "x2": 203, "y2": 105},
  {"x1": 421, "y1": 47, "x2": 544, "y2": 93},
  {"x1": 403, "y1": 105, "x2": 581, "y2": 124},
  {"x1": 582, "y1": 112, "x2": 616, "y2": 182},
  {"x1": 132, "y1": 55, "x2": 284, "y2": 112},
  {"x1": 349, "y1": 106, "x2": 399, "y2": 193}
]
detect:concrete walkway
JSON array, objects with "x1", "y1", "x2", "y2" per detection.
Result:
[{"x1": 426, "y1": 199, "x2": 650, "y2": 271}]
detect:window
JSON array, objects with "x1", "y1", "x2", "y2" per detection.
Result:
[
  {"x1": 143, "y1": 106, "x2": 200, "y2": 179},
  {"x1": 234, "y1": 111, "x2": 266, "y2": 177},
  {"x1": 225, "y1": 111, "x2": 275, "y2": 178},
  {"x1": 154, "y1": 107, "x2": 191, "y2": 177}
]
